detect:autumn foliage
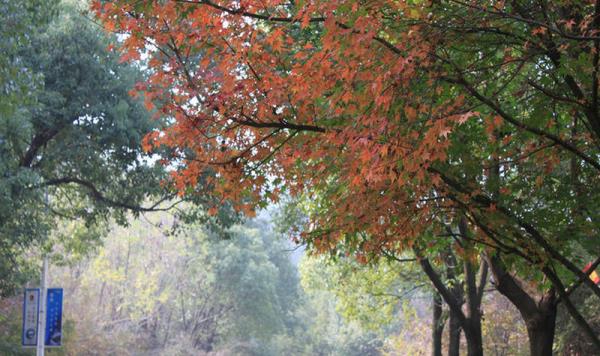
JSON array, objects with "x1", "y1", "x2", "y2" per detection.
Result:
[
  {"x1": 95, "y1": 1, "x2": 467, "y2": 251},
  {"x1": 93, "y1": 0, "x2": 600, "y2": 270}
]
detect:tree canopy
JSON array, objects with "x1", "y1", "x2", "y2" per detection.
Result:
[
  {"x1": 0, "y1": 3, "x2": 172, "y2": 296},
  {"x1": 94, "y1": 1, "x2": 600, "y2": 353},
  {"x1": 94, "y1": 0, "x2": 599, "y2": 263}
]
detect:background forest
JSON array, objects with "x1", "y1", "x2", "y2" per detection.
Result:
[
  {"x1": 0, "y1": 208, "x2": 594, "y2": 355},
  {"x1": 0, "y1": 208, "x2": 526, "y2": 355},
  {"x1": 1, "y1": 0, "x2": 600, "y2": 355}
]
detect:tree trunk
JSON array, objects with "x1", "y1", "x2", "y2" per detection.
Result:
[
  {"x1": 448, "y1": 311, "x2": 461, "y2": 356},
  {"x1": 486, "y1": 254, "x2": 558, "y2": 356},
  {"x1": 525, "y1": 304, "x2": 557, "y2": 356},
  {"x1": 463, "y1": 320, "x2": 484, "y2": 356},
  {"x1": 418, "y1": 251, "x2": 487, "y2": 356},
  {"x1": 432, "y1": 292, "x2": 445, "y2": 356},
  {"x1": 459, "y1": 218, "x2": 486, "y2": 356}
]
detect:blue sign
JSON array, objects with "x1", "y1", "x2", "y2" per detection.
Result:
[
  {"x1": 22, "y1": 289, "x2": 40, "y2": 346},
  {"x1": 45, "y1": 288, "x2": 63, "y2": 346}
]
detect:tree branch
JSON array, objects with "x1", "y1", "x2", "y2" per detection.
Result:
[
  {"x1": 40, "y1": 177, "x2": 179, "y2": 212},
  {"x1": 543, "y1": 265, "x2": 600, "y2": 350},
  {"x1": 415, "y1": 250, "x2": 467, "y2": 326},
  {"x1": 430, "y1": 166, "x2": 600, "y2": 300},
  {"x1": 445, "y1": 76, "x2": 600, "y2": 171},
  {"x1": 174, "y1": 0, "x2": 401, "y2": 55}
]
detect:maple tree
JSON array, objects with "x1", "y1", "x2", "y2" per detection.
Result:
[{"x1": 94, "y1": 1, "x2": 600, "y2": 354}]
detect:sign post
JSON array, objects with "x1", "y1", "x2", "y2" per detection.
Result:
[
  {"x1": 23, "y1": 258, "x2": 63, "y2": 352},
  {"x1": 21, "y1": 257, "x2": 63, "y2": 356},
  {"x1": 36, "y1": 256, "x2": 48, "y2": 356},
  {"x1": 23, "y1": 190, "x2": 62, "y2": 353}
]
